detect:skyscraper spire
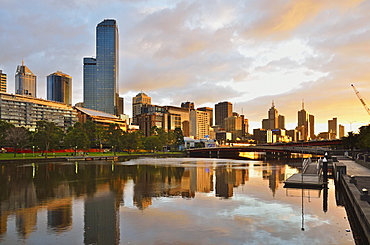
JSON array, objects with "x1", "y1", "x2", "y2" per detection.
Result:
[
  {"x1": 22, "y1": 57, "x2": 24, "y2": 66},
  {"x1": 272, "y1": 100, "x2": 275, "y2": 107},
  {"x1": 302, "y1": 99, "x2": 305, "y2": 110}
]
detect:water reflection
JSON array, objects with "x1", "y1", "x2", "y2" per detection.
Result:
[{"x1": 0, "y1": 158, "x2": 354, "y2": 245}]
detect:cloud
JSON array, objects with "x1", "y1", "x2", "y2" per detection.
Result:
[{"x1": 1, "y1": 0, "x2": 370, "y2": 134}]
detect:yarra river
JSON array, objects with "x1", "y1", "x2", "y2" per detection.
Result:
[{"x1": 0, "y1": 157, "x2": 356, "y2": 244}]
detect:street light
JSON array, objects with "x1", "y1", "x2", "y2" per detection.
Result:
[
  {"x1": 32, "y1": 145, "x2": 35, "y2": 158},
  {"x1": 75, "y1": 145, "x2": 77, "y2": 156}
]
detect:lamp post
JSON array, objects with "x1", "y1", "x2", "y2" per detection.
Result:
[
  {"x1": 32, "y1": 145, "x2": 35, "y2": 158},
  {"x1": 75, "y1": 145, "x2": 77, "y2": 156}
]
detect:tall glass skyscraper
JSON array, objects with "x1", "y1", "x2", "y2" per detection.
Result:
[
  {"x1": 84, "y1": 19, "x2": 119, "y2": 115},
  {"x1": 47, "y1": 71, "x2": 72, "y2": 105},
  {"x1": 15, "y1": 60, "x2": 36, "y2": 97}
]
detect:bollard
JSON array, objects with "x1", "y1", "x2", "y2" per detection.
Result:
[
  {"x1": 323, "y1": 157, "x2": 328, "y2": 183},
  {"x1": 360, "y1": 188, "x2": 370, "y2": 201},
  {"x1": 350, "y1": 175, "x2": 357, "y2": 184}
]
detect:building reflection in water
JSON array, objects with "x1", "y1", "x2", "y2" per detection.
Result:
[{"x1": 0, "y1": 160, "x2": 297, "y2": 242}]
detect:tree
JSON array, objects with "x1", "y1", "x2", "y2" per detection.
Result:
[
  {"x1": 342, "y1": 131, "x2": 358, "y2": 157},
  {"x1": 356, "y1": 125, "x2": 370, "y2": 151},
  {"x1": 106, "y1": 124, "x2": 124, "y2": 155},
  {"x1": 33, "y1": 121, "x2": 64, "y2": 157},
  {"x1": 0, "y1": 120, "x2": 15, "y2": 147},
  {"x1": 143, "y1": 136, "x2": 162, "y2": 152},
  {"x1": 5, "y1": 127, "x2": 30, "y2": 157},
  {"x1": 64, "y1": 122, "x2": 90, "y2": 155},
  {"x1": 122, "y1": 131, "x2": 143, "y2": 153}
]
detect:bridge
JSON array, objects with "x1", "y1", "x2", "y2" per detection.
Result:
[{"x1": 187, "y1": 139, "x2": 342, "y2": 158}]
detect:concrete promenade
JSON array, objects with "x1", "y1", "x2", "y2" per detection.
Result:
[{"x1": 336, "y1": 156, "x2": 370, "y2": 244}]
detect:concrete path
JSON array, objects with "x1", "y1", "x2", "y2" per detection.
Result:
[{"x1": 336, "y1": 156, "x2": 370, "y2": 176}]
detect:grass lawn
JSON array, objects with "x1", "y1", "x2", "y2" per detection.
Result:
[{"x1": 0, "y1": 151, "x2": 185, "y2": 160}]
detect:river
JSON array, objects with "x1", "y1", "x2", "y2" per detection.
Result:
[{"x1": 0, "y1": 157, "x2": 355, "y2": 244}]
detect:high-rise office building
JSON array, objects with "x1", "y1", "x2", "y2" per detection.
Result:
[
  {"x1": 47, "y1": 71, "x2": 72, "y2": 105},
  {"x1": 15, "y1": 60, "x2": 36, "y2": 97},
  {"x1": 132, "y1": 92, "x2": 151, "y2": 125},
  {"x1": 297, "y1": 102, "x2": 315, "y2": 141},
  {"x1": 0, "y1": 70, "x2": 6, "y2": 92},
  {"x1": 84, "y1": 19, "x2": 119, "y2": 115},
  {"x1": 197, "y1": 107, "x2": 213, "y2": 126},
  {"x1": 215, "y1": 101, "x2": 232, "y2": 128},
  {"x1": 262, "y1": 101, "x2": 284, "y2": 130},
  {"x1": 268, "y1": 102, "x2": 279, "y2": 129},
  {"x1": 190, "y1": 109, "x2": 209, "y2": 139},
  {"x1": 328, "y1": 117, "x2": 338, "y2": 139}
]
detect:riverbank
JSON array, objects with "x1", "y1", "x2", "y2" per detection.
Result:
[
  {"x1": 0, "y1": 152, "x2": 188, "y2": 164},
  {"x1": 336, "y1": 156, "x2": 370, "y2": 244}
]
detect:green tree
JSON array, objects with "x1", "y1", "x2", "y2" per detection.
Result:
[
  {"x1": 143, "y1": 136, "x2": 162, "y2": 152},
  {"x1": 33, "y1": 121, "x2": 64, "y2": 157},
  {"x1": 174, "y1": 127, "x2": 184, "y2": 150},
  {"x1": 64, "y1": 122, "x2": 90, "y2": 155},
  {"x1": 5, "y1": 127, "x2": 30, "y2": 157},
  {"x1": 342, "y1": 131, "x2": 358, "y2": 157},
  {"x1": 356, "y1": 125, "x2": 370, "y2": 151},
  {"x1": 122, "y1": 131, "x2": 143, "y2": 153},
  {"x1": 0, "y1": 120, "x2": 15, "y2": 147},
  {"x1": 106, "y1": 124, "x2": 124, "y2": 155}
]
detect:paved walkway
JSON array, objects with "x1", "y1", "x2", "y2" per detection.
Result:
[{"x1": 336, "y1": 156, "x2": 370, "y2": 176}]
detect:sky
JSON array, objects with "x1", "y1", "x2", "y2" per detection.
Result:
[{"x1": 1, "y1": 0, "x2": 370, "y2": 135}]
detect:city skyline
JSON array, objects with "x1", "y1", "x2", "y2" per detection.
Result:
[{"x1": 1, "y1": 0, "x2": 370, "y2": 134}]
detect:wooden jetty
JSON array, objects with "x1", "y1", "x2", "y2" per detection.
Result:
[{"x1": 284, "y1": 158, "x2": 327, "y2": 189}]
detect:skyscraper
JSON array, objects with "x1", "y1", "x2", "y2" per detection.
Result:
[
  {"x1": 0, "y1": 70, "x2": 6, "y2": 92},
  {"x1": 84, "y1": 19, "x2": 119, "y2": 115},
  {"x1": 328, "y1": 117, "x2": 337, "y2": 139},
  {"x1": 15, "y1": 60, "x2": 36, "y2": 97},
  {"x1": 297, "y1": 102, "x2": 315, "y2": 141},
  {"x1": 262, "y1": 101, "x2": 284, "y2": 130},
  {"x1": 132, "y1": 92, "x2": 152, "y2": 125},
  {"x1": 47, "y1": 71, "x2": 72, "y2": 105},
  {"x1": 215, "y1": 101, "x2": 232, "y2": 128}
]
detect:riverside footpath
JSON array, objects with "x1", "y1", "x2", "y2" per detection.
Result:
[{"x1": 336, "y1": 156, "x2": 370, "y2": 244}]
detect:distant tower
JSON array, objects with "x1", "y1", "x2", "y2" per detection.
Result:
[
  {"x1": 268, "y1": 101, "x2": 279, "y2": 129},
  {"x1": 297, "y1": 101, "x2": 315, "y2": 141},
  {"x1": 328, "y1": 117, "x2": 338, "y2": 139},
  {"x1": 47, "y1": 71, "x2": 72, "y2": 105},
  {"x1": 132, "y1": 92, "x2": 151, "y2": 125},
  {"x1": 15, "y1": 60, "x2": 36, "y2": 97},
  {"x1": 84, "y1": 19, "x2": 119, "y2": 115},
  {"x1": 215, "y1": 101, "x2": 232, "y2": 128},
  {"x1": 0, "y1": 70, "x2": 6, "y2": 92}
]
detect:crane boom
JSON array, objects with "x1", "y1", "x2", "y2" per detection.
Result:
[{"x1": 351, "y1": 84, "x2": 370, "y2": 116}]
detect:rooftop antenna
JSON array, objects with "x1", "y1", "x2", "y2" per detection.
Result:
[
  {"x1": 272, "y1": 100, "x2": 275, "y2": 107},
  {"x1": 302, "y1": 99, "x2": 305, "y2": 110},
  {"x1": 22, "y1": 56, "x2": 24, "y2": 66}
]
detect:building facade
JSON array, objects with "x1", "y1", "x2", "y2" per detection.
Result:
[
  {"x1": 215, "y1": 101, "x2": 232, "y2": 128},
  {"x1": 328, "y1": 117, "x2": 338, "y2": 139},
  {"x1": 197, "y1": 107, "x2": 213, "y2": 127},
  {"x1": 47, "y1": 71, "x2": 72, "y2": 105},
  {"x1": 0, "y1": 92, "x2": 77, "y2": 131},
  {"x1": 190, "y1": 109, "x2": 210, "y2": 139},
  {"x1": 84, "y1": 19, "x2": 119, "y2": 115},
  {"x1": 297, "y1": 103, "x2": 315, "y2": 141},
  {"x1": 0, "y1": 70, "x2": 6, "y2": 92},
  {"x1": 132, "y1": 92, "x2": 151, "y2": 125},
  {"x1": 15, "y1": 61, "x2": 36, "y2": 97}
]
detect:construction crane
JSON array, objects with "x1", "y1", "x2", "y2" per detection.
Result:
[{"x1": 351, "y1": 84, "x2": 370, "y2": 116}]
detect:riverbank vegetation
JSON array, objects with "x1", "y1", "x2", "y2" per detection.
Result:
[{"x1": 0, "y1": 120, "x2": 185, "y2": 158}]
